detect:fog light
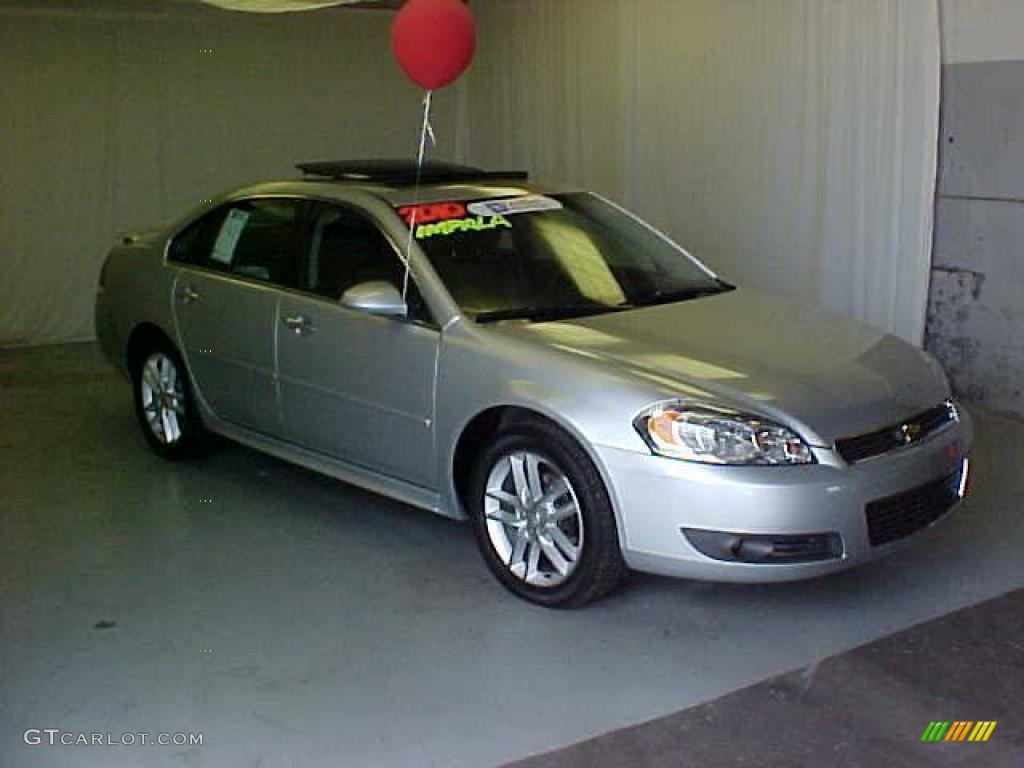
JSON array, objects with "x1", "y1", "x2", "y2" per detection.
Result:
[{"x1": 683, "y1": 528, "x2": 843, "y2": 564}]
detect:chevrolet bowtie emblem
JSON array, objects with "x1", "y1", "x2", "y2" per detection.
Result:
[{"x1": 900, "y1": 422, "x2": 922, "y2": 444}]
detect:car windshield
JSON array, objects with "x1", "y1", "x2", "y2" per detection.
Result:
[{"x1": 397, "y1": 192, "x2": 731, "y2": 322}]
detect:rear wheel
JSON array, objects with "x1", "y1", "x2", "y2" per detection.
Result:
[
  {"x1": 131, "y1": 342, "x2": 212, "y2": 460},
  {"x1": 469, "y1": 421, "x2": 626, "y2": 607}
]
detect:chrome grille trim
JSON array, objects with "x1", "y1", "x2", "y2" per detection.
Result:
[{"x1": 835, "y1": 401, "x2": 958, "y2": 464}]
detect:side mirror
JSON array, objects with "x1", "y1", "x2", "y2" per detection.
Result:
[{"x1": 340, "y1": 280, "x2": 408, "y2": 317}]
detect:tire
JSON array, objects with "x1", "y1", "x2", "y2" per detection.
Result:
[
  {"x1": 130, "y1": 340, "x2": 213, "y2": 461},
  {"x1": 469, "y1": 420, "x2": 627, "y2": 607}
]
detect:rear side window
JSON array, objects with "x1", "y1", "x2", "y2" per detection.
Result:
[{"x1": 168, "y1": 199, "x2": 304, "y2": 289}]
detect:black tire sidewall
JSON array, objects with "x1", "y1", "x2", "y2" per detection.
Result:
[{"x1": 469, "y1": 423, "x2": 624, "y2": 607}]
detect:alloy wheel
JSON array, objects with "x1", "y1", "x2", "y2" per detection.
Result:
[
  {"x1": 139, "y1": 352, "x2": 186, "y2": 445},
  {"x1": 483, "y1": 450, "x2": 584, "y2": 587}
]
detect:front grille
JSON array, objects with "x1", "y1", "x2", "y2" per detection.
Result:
[
  {"x1": 865, "y1": 471, "x2": 959, "y2": 547},
  {"x1": 836, "y1": 402, "x2": 956, "y2": 464}
]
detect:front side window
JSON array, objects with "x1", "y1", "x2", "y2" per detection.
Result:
[
  {"x1": 396, "y1": 192, "x2": 729, "y2": 322},
  {"x1": 304, "y1": 203, "x2": 430, "y2": 323}
]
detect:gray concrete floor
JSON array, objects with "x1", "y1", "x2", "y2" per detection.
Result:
[
  {"x1": 506, "y1": 590, "x2": 1024, "y2": 767},
  {"x1": 1, "y1": 342, "x2": 1022, "y2": 768}
]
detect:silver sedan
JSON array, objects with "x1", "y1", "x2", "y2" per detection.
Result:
[{"x1": 95, "y1": 160, "x2": 972, "y2": 606}]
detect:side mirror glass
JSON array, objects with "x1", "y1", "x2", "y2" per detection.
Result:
[{"x1": 340, "y1": 280, "x2": 408, "y2": 317}]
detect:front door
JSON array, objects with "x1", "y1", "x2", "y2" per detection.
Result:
[{"x1": 276, "y1": 202, "x2": 439, "y2": 488}]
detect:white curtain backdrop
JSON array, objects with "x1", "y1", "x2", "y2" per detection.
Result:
[
  {"x1": 1, "y1": 0, "x2": 939, "y2": 346},
  {"x1": 0, "y1": 5, "x2": 454, "y2": 346},
  {"x1": 462, "y1": 0, "x2": 941, "y2": 344}
]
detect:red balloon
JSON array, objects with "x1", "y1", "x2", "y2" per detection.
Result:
[{"x1": 391, "y1": 0, "x2": 477, "y2": 91}]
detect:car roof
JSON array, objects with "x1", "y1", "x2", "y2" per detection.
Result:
[{"x1": 225, "y1": 159, "x2": 582, "y2": 207}]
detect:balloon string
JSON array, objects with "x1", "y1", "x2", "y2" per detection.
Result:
[{"x1": 402, "y1": 89, "x2": 435, "y2": 301}]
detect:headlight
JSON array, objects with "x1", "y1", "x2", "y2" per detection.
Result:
[{"x1": 633, "y1": 402, "x2": 815, "y2": 465}]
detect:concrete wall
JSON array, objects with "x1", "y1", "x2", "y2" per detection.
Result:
[{"x1": 927, "y1": 1, "x2": 1024, "y2": 415}]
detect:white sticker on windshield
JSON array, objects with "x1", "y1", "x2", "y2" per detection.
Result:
[
  {"x1": 467, "y1": 195, "x2": 563, "y2": 218},
  {"x1": 210, "y1": 209, "x2": 251, "y2": 265}
]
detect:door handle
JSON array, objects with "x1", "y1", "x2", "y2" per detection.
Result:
[
  {"x1": 283, "y1": 314, "x2": 316, "y2": 336},
  {"x1": 180, "y1": 286, "x2": 201, "y2": 305}
]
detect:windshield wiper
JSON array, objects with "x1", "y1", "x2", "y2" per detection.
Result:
[
  {"x1": 473, "y1": 281, "x2": 734, "y2": 323},
  {"x1": 474, "y1": 303, "x2": 629, "y2": 324},
  {"x1": 631, "y1": 281, "x2": 735, "y2": 308}
]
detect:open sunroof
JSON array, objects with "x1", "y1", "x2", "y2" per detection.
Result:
[{"x1": 295, "y1": 159, "x2": 529, "y2": 185}]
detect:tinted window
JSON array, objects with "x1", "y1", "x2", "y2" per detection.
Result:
[
  {"x1": 305, "y1": 204, "x2": 430, "y2": 323},
  {"x1": 168, "y1": 208, "x2": 228, "y2": 265},
  {"x1": 215, "y1": 200, "x2": 301, "y2": 286},
  {"x1": 170, "y1": 199, "x2": 303, "y2": 289}
]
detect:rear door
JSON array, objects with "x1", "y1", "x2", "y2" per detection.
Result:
[
  {"x1": 276, "y1": 201, "x2": 440, "y2": 487},
  {"x1": 170, "y1": 198, "x2": 305, "y2": 435}
]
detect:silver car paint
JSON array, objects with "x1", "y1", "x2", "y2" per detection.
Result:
[
  {"x1": 95, "y1": 178, "x2": 973, "y2": 583},
  {"x1": 486, "y1": 290, "x2": 952, "y2": 445},
  {"x1": 173, "y1": 270, "x2": 280, "y2": 434},
  {"x1": 275, "y1": 288, "x2": 440, "y2": 487}
]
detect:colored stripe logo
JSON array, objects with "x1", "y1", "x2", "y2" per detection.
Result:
[{"x1": 921, "y1": 721, "x2": 997, "y2": 742}]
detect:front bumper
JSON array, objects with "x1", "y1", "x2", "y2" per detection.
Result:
[{"x1": 596, "y1": 408, "x2": 973, "y2": 582}]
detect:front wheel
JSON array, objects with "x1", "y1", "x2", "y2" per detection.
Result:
[{"x1": 469, "y1": 422, "x2": 627, "y2": 607}]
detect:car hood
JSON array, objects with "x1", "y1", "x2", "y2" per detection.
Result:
[{"x1": 489, "y1": 288, "x2": 950, "y2": 445}]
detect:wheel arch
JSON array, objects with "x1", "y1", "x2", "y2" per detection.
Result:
[
  {"x1": 125, "y1": 322, "x2": 179, "y2": 375},
  {"x1": 448, "y1": 404, "x2": 626, "y2": 549}
]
